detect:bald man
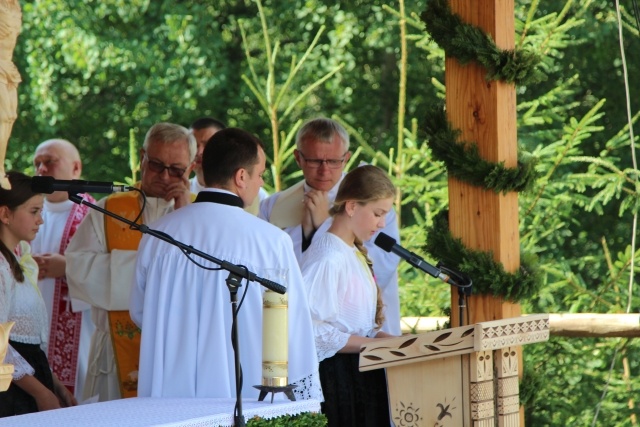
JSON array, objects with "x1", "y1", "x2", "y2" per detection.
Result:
[{"x1": 30, "y1": 139, "x2": 96, "y2": 400}]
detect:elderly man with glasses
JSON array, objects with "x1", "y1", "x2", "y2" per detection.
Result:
[
  {"x1": 65, "y1": 122, "x2": 195, "y2": 402},
  {"x1": 259, "y1": 117, "x2": 402, "y2": 335}
]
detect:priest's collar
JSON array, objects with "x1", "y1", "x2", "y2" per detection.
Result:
[{"x1": 194, "y1": 189, "x2": 244, "y2": 208}]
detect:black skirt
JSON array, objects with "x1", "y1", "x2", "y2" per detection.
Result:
[
  {"x1": 319, "y1": 352, "x2": 390, "y2": 427},
  {"x1": 0, "y1": 341, "x2": 54, "y2": 417}
]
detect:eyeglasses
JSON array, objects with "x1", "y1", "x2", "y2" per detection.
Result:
[
  {"x1": 144, "y1": 155, "x2": 187, "y2": 177},
  {"x1": 298, "y1": 151, "x2": 348, "y2": 169}
]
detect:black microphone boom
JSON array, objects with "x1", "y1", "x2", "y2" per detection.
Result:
[
  {"x1": 31, "y1": 176, "x2": 131, "y2": 194},
  {"x1": 374, "y1": 232, "x2": 454, "y2": 285}
]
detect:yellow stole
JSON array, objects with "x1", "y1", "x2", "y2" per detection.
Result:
[
  {"x1": 268, "y1": 180, "x2": 305, "y2": 228},
  {"x1": 105, "y1": 191, "x2": 144, "y2": 399}
]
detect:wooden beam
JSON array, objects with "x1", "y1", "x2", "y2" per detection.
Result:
[
  {"x1": 401, "y1": 314, "x2": 640, "y2": 338},
  {"x1": 547, "y1": 313, "x2": 640, "y2": 338},
  {"x1": 445, "y1": 0, "x2": 520, "y2": 328}
]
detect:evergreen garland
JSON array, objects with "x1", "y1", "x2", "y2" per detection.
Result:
[
  {"x1": 414, "y1": 0, "x2": 545, "y2": 302},
  {"x1": 421, "y1": 0, "x2": 546, "y2": 85},
  {"x1": 423, "y1": 211, "x2": 543, "y2": 302},
  {"x1": 424, "y1": 104, "x2": 539, "y2": 193}
]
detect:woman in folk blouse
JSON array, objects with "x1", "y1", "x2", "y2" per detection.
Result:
[
  {"x1": 0, "y1": 171, "x2": 75, "y2": 416},
  {"x1": 301, "y1": 165, "x2": 397, "y2": 427}
]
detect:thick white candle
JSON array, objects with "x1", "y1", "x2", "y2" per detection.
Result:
[{"x1": 261, "y1": 268, "x2": 289, "y2": 387}]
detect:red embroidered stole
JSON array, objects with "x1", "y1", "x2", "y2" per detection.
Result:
[{"x1": 46, "y1": 195, "x2": 95, "y2": 395}]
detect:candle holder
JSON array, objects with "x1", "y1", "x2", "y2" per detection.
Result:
[
  {"x1": 253, "y1": 383, "x2": 298, "y2": 403},
  {"x1": 256, "y1": 271, "x2": 292, "y2": 403}
]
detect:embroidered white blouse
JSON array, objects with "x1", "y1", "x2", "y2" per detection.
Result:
[
  {"x1": 0, "y1": 241, "x2": 49, "y2": 379},
  {"x1": 301, "y1": 232, "x2": 379, "y2": 362}
]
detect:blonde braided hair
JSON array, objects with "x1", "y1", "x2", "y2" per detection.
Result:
[{"x1": 330, "y1": 165, "x2": 396, "y2": 329}]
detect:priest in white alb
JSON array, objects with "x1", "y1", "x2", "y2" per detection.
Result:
[
  {"x1": 130, "y1": 128, "x2": 323, "y2": 400},
  {"x1": 30, "y1": 139, "x2": 95, "y2": 400}
]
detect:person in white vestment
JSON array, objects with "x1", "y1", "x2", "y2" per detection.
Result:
[
  {"x1": 259, "y1": 118, "x2": 402, "y2": 335},
  {"x1": 30, "y1": 139, "x2": 95, "y2": 400},
  {"x1": 189, "y1": 117, "x2": 269, "y2": 204},
  {"x1": 130, "y1": 128, "x2": 323, "y2": 401},
  {"x1": 0, "y1": 171, "x2": 76, "y2": 416},
  {"x1": 300, "y1": 165, "x2": 396, "y2": 426},
  {"x1": 65, "y1": 123, "x2": 195, "y2": 402}
]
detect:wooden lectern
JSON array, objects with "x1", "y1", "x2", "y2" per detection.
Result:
[{"x1": 359, "y1": 314, "x2": 549, "y2": 426}]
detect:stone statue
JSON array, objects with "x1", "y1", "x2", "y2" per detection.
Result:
[{"x1": 0, "y1": 0, "x2": 22, "y2": 189}]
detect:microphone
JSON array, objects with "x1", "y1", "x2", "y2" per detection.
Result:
[
  {"x1": 31, "y1": 176, "x2": 132, "y2": 194},
  {"x1": 374, "y1": 232, "x2": 454, "y2": 285}
]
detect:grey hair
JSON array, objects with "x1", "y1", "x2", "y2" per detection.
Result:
[
  {"x1": 143, "y1": 122, "x2": 197, "y2": 162},
  {"x1": 295, "y1": 117, "x2": 350, "y2": 151}
]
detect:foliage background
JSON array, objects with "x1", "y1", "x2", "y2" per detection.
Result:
[{"x1": 6, "y1": 0, "x2": 640, "y2": 425}]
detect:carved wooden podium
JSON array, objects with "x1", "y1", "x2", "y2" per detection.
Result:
[{"x1": 360, "y1": 314, "x2": 549, "y2": 426}]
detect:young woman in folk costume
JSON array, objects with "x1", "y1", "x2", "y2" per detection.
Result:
[
  {"x1": 301, "y1": 165, "x2": 397, "y2": 427},
  {"x1": 0, "y1": 171, "x2": 76, "y2": 416}
]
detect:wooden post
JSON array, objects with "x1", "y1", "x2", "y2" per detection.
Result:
[
  {"x1": 445, "y1": 0, "x2": 520, "y2": 326},
  {"x1": 444, "y1": 0, "x2": 522, "y2": 423}
]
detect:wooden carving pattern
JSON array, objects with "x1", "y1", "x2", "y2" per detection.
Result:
[
  {"x1": 496, "y1": 346, "x2": 520, "y2": 426},
  {"x1": 471, "y1": 350, "x2": 493, "y2": 382},
  {"x1": 392, "y1": 401, "x2": 423, "y2": 427},
  {"x1": 470, "y1": 381, "x2": 493, "y2": 402},
  {"x1": 476, "y1": 315, "x2": 549, "y2": 351},
  {"x1": 496, "y1": 347, "x2": 518, "y2": 378},
  {"x1": 498, "y1": 412, "x2": 520, "y2": 427},
  {"x1": 470, "y1": 349, "x2": 494, "y2": 424},
  {"x1": 470, "y1": 400, "x2": 494, "y2": 421},
  {"x1": 360, "y1": 326, "x2": 475, "y2": 370},
  {"x1": 498, "y1": 376, "x2": 519, "y2": 396}
]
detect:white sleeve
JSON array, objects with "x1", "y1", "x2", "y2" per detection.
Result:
[
  {"x1": 66, "y1": 198, "x2": 138, "y2": 311},
  {"x1": 6, "y1": 345, "x2": 35, "y2": 380},
  {"x1": 301, "y1": 251, "x2": 350, "y2": 361}
]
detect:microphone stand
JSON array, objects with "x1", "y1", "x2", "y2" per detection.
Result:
[
  {"x1": 68, "y1": 192, "x2": 285, "y2": 427},
  {"x1": 437, "y1": 263, "x2": 473, "y2": 327}
]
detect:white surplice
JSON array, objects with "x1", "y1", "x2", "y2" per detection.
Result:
[
  {"x1": 30, "y1": 198, "x2": 94, "y2": 399},
  {"x1": 259, "y1": 175, "x2": 402, "y2": 335},
  {"x1": 300, "y1": 233, "x2": 379, "y2": 361},
  {"x1": 130, "y1": 189, "x2": 322, "y2": 400},
  {"x1": 66, "y1": 195, "x2": 177, "y2": 401}
]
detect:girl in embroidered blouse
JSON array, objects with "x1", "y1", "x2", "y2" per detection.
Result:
[
  {"x1": 301, "y1": 165, "x2": 396, "y2": 427},
  {"x1": 0, "y1": 171, "x2": 76, "y2": 416}
]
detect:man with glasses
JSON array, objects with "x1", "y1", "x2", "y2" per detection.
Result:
[
  {"x1": 259, "y1": 117, "x2": 402, "y2": 335},
  {"x1": 66, "y1": 122, "x2": 195, "y2": 402}
]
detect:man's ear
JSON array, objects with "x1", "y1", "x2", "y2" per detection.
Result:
[
  {"x1": 344, "y1": 151, "x2": 352, "y2": 163},
  {"x1": 234, "y1": 168, "x2": 247, "y2": 190},
  {"x1": 72, "y1": 160, "x2": 82, "y2": 179},
  {"x1": 293, "y1": 149, "x2": 303, "y2": 168}
]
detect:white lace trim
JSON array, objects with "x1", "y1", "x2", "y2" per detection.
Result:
[
  {"x1": 6, "y1": 344, "x2": 35, "y2": 380},
  {"x1": 314, "y1": 322, "x2": 350, "y2": 362}
]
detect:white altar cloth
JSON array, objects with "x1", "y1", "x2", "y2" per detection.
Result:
[{"x1": 0, "y1": 397, "x2": 322, "y2": 427}]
